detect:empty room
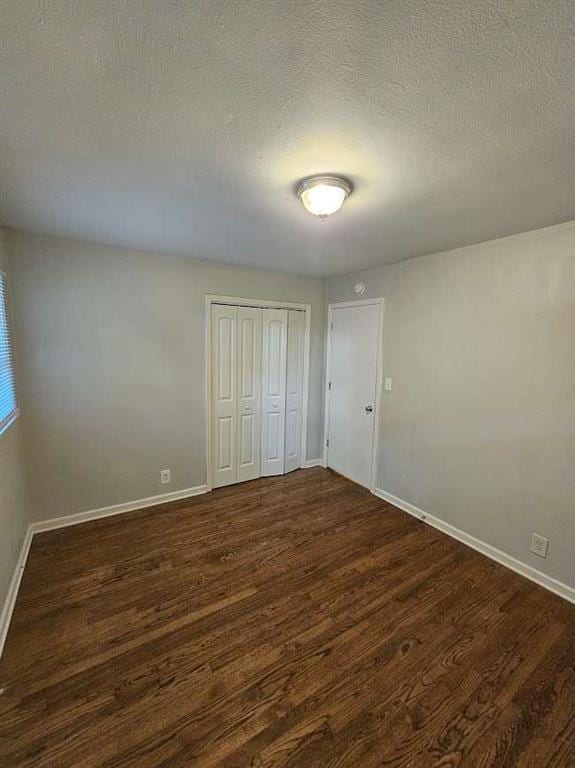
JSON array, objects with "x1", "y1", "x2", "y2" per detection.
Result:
[{"x1": 0, "y1": 1, "x2": 574, "y2": 766}]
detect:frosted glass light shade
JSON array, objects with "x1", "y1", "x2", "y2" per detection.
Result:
[{"x1": 297, "y1": 176, "x2": 351, "y2": 218}]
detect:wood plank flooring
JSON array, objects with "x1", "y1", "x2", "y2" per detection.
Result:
[{"x1": 0, "y1": 468, "x2": 573, "y2": 767}]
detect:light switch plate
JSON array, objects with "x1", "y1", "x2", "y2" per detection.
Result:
[{"x1": 384, "y1": 377, "x2": 392, "y2": 391}]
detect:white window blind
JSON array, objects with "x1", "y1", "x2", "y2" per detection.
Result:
[{"x1": 0, "y1": 272, "x2": 18, "y2": 435}]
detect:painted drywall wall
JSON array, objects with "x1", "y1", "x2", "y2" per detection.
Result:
[
  {"x1": 0, "y1": 230, "x2": 28, "y2": 609},
  {"x1": 328, "y1": 221, "x2": 575, "y2": 588},
  {"x1": 6, "y1": 230, "x2": 326, "y2": 522}
]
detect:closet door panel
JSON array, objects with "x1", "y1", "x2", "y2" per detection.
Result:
[
  {"x1": 285, "y1": 310, "x2": 305, "y2": 473},
  {"x1": 211, "y1": 304, "x2": 237, "y2": 487},
  {"x1": 218, "y1": 416, "x2": 234, "y2": 470},
  {"x1": 261, "y1": 308, "x2": 287, "y2": 476},
  {"x1": 237, "y1": 307, "x2": 262, "y2": 482},
  {"x1": 266, "y1": 412, "x2": 282, "y2": 458}
]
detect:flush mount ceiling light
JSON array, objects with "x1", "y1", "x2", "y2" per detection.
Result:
[{"x1": 297, "y1": 175, "x2": 352, "y2": 219}]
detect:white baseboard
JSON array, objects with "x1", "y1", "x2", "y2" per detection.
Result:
[
  {"x1": 373, "y1": 487, "x2": 575, "y2": 604},
  {"x1": 0, "y1": 483, "x2": 210, "y2": 658},
  {"x1": 7, "y1": 475, "x2": 569, "y2": 662},
  {"x1": 303, "y1": 458, "x2": 326, "y2": 468},
  {"x1": 31, "y1": 484, "x2": 209, "y2": 534},
  {"x1": 0, "y1": 525, "x2": 34, "y2": 658}
]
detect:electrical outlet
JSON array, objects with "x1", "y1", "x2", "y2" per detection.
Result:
[
  {"x1": 530, "y1": 533, "x2": 549, "y2": 558},
  {"x1": 384, "y1": 377, "x2": 392, "y2": 391},
  {"x1": 160, "y1": 469, "x2": 171, "y2": 485}
]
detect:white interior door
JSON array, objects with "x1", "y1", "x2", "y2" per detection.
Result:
[
  {"x1": 211, "y1": 304, "x2": 237, "y2": 488},
  {"x1": 237, "y1": 306, "x2": 262, "y2": 483},
  {"x1": 261, "y1": 308, "x2": 287, "y2": 476},
  {"x1": 285, "y1": 310, "x2": 305, "y2": 473},
  {"x1": 327, "y1": 302, "x2": 380, "y2": 489}
]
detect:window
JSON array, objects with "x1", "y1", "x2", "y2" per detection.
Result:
[{"x1": 0, "y1": 272, "x2": 18, "y2": 435}]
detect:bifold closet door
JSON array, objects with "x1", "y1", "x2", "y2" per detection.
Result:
[
  {"x1": 285, "y1": 310, "x2": 305, "y2": 473},
  {"x1": 261, "y1": 308, "x2": 287, "y2": 476},
  {"x1": 211, "y1": 304, "x2": 237, "y2": 488},
  {"x1": 237, "y1": 307, "x2": 262, "y2": 483}
]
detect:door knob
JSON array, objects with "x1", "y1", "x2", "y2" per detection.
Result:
[{"x1": 365, "y1": 405, "x2": 374, "y2": 413}]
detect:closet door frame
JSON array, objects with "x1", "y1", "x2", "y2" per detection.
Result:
[
  {"x1": 285, "y1": 310, "x2": 306, "y2": 474},
  {"x1": 205, "y1": 295, "x2": 311, "y2": 491}
]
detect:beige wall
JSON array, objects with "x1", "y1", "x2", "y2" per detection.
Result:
[
  {"x1": 0, "y1": 230, "x2": 28, "y2": 609},
  {"x1": 6, "y1": 231, "x2": 325, "y2": 522},
  {"x1": 328, "y1": 221, "x2": 575, "y2": 588},
  {"x1": 5, "y1": 222, "x2": 574, "y2": 593}
]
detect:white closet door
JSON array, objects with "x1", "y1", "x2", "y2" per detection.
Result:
[
  {"x1": 237, "y1": 307, "x2": 262, "y2": 483},
  {"x1": 284, "y1": 310, "x2": 305, "y2": 473},
  {"x1": 261, "y1": 308, "x2": 287, "y2": 476},
  {"x1": 211, "y1": 304, "x2": 237, "y2": 488}
]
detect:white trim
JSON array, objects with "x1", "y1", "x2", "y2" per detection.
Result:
[
  {"x1": 0, "y1": 525, "x2": 33, "y2": 658},
  {"x1": 324, "y1": 298, "x2": 385, "y2": 491},
  {"x1": 303, "y1": 458, "x2": 326, "y2": 468},
  {"x1": 300, "y1": 308, "x2": 311, "y2": 470},
  {"x1": 206, "y1": 295, "x2": 309, "y2": 311},
  {"x1": 0, "y1": 483, "x2": 210, "y2": 658},
  {"x1": 205, "y1": 295, "x2": 214, "y2": 492},
  {"x1": 205, "y1": 294, "x2": 312, "y2": 488},
  {"x1": 327, "y1": 298, "x2": 385, "y2": 310},
  {"x1": 372, "y1": 487, "x2": 575, "y2": 604},
  {"x1": 30, "y1": 484, "x2": 209, "y2": 534},
  {"x1": 372, "y1": 487, "x2": 427, "y2": 520}
]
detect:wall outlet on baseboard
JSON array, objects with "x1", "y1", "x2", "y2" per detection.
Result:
[
  {"x1": 160, "y1": 469, "x2": 171, "y2": 485},
  {"x1": 530, "y1": 533, "x2": 549, "y2": 558}
]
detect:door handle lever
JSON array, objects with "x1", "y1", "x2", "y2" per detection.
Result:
[{"x1": 365, "y1": 405, "x2": 374, "y2": 413}]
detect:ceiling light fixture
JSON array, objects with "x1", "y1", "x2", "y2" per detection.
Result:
[{"x1": 297, "y1": 175, "x2": 351, "y2": 219}]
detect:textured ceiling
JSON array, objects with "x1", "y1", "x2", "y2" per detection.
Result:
[{"x1": 0, "y1": 0, "x2": 574, "y2": 276}]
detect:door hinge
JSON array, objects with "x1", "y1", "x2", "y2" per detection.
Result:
[
  {"x1": 328, "y1": 381, "x2": 331, "y2": 390},
  {"x1": 326, "y1": 438, "x2": 330, "y2": 447},
  {"x1": 330, "y1": 322, "x2": 334, "y2": 331}
]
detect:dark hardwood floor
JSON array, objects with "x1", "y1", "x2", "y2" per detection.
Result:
[{"x1": 0, "y1": 468, "x2": 573, "y2": 767}]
